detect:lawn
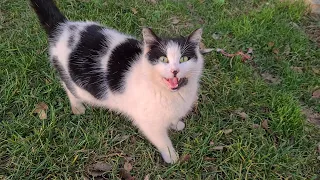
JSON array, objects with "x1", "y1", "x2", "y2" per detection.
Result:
[{"x1": 1, "y1": 0, "x2": 320, "y2": 179}]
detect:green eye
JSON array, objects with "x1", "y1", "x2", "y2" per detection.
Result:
[
  {"x1": 159, "y1": 56, "x2": 169, "y2": 63},
  {"x1": 179, "y1": 56, "x2": 189, "y2": 63}
]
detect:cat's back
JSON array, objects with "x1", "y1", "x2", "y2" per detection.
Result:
[{"x1": 49, "y1": 21, "x2": 143, "y2": 101}]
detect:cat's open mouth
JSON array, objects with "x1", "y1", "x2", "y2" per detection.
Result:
[{"x1": 163, "y1": 77, "x2": 188, "y2": 91}]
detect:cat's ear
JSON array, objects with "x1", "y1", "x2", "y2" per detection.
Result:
[
  {"x1": 187, "y1": 28, "x2": 202, "y2": 44},
  {"x1": 142, "y1": 27, "x2": 159, "y2": 46}
]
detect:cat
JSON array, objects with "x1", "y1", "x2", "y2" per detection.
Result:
[{"x1": 30, "y1": 0, "x2": 206, "y2": 163}]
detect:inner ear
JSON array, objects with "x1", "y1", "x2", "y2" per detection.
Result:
[
  {"x1": 187, "y1": 28, "x2": 202, "y2": 44},
  {"x1": 142, "y1": 27, "x2": 160, "y2": 46}
]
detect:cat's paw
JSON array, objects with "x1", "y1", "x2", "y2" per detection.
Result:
[
  {"x1": 161, "y1": 149, "x2": 179, "y2": 164},
  {"x1": 71, "y1": 104, "x2": 86, "y2": 115},
  {"x1": 170, "y1": 121, "x2": 185, "y2": 131}
]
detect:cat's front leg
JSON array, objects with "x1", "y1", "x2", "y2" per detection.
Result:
[
  {"x1": 137, "y1": 122, "x2": 179, "y2": 163},
  {"x1": 62, "y1": 83, "x2": 86, "y2": 115}
]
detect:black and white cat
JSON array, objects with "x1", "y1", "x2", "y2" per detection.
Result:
[{"x1": 30, "y1": 0, "x2": 205, "y2": 163}]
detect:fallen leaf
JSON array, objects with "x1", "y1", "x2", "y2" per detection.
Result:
[
  {"x1": 222, "y1": 129, "x2": 233, "y2": 134},
  {"x1": 261, "y1": 72, "x2": 281, "y2": 85},
  {"x1": 209, "y1": 141, "x2": 215, "y2": 145},
  {"x1": 179, "y1": 154, "x2": 191, "y2": 163},
  {"x1": 211, "y1": 146, "x2": 225, "y2": 151},
  {"x1": 147, "y1": 0, "x2": 157, "y2": 4},
  {"x1": 312, "y1": 67, "x2": 320, "y2": 74},
  {"x1": 261, "y1": 119, "x2": 271, "y2": 134},
  {"x1": 252, "y1": 124, "x2": 260, "y2": 129},
  {"x1": 268, "y1": 42, "x2": 275, "y2": 47},
  {"x1": 234, "y1": 109, "x2": 249, "y2": 119},
  {"x1": 317, "y1": 143, "x2": 320, "y2": 153},
  {"x1": 272, "y1": 48, "x2": 279, "y2": 54},
  {"x1": 33, "y1": 102, "x2": 48, "y2": 120},
  {"x1": 131, "y1": 8, "x2": 138, "y2": 14},
  {"x1": 119, "y1": 169, "x2": 134, "y2": 180},
  {"x1": 312, "y1": 89, "x2": 320, "y2": 99},
  {"x1": 302, "y1": 108, "x2": 320, "y2": 126},
  {"x1": 86, "y1": 161, "x2": 112, "y2": 177},
  {"x1": 124, "y1": 162, "x2": 133, "y2": 172},
  {"x1": 204, "y1": 157, "x2": 216, "y2": 161},
  {"x1": 144, "y1": 174, "x2": 150, "y2": 180},
  {"x1": 216, "y1": 48, "x2": 252, "y2": 62},
  {"x1": 170, "y1": 16, "x2": 180, "y2": 25},
  {"x1": 290, "y1": 66, "x2": 303, "y2": 73}
]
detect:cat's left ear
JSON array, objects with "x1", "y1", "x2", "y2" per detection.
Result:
[
  {"x1": 142, "y1": 27, "x2": 160, "y2": 46},
  {"x1": 187, "y1": 28, "x2": 202, "y2": 44}
]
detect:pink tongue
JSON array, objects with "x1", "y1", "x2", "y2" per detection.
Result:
[{"x1": 168, "y1": 77, "x2": 178, "y2": 88}]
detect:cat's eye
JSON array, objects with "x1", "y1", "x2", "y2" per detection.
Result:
[
  {"x1": 159, "y1": 56, "x2": 169, "y2": 63},
  {"x1": 179, "y1": 56, "x2": 189, "y2": 63}
]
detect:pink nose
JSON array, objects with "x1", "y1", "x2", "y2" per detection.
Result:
[{"x1": 171, "y1": 69, "x2": 179, "y2": 76}]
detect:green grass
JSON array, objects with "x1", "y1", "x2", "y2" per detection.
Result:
[{"x1": 1, "y1": 0, "x2": 320, "y2": 179}]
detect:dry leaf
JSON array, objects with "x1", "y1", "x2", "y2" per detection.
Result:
[
  {"x1": 179, "y1": 154, "x2": 191, "y2": 163},
  {"x1": 312, "y1": 89, "x2": 320, "y2": 99},
  {"x1": 290, "y1": 66, "x2": 303, "y2": 73},
  {"x1": 317, "y1": 143, "x2": 320, "y2": 153},
  {"x1": 302, "y1": 108, "x2": 320, "y2": 126},
  {"x1": 33, "y1": 102, "x2": 48, "y2": 120},
  {"x1": 272, "y1": 48, "x2": 279, "y2": 54},
  {"x1": 235, "y1": 110, "x2": 249, "y2": 119},
  {"x1": 268, "y1": 42, "x2": 275, "y2": 47},
  {"x1": 86, "y1": 162, "x2": 112, "y2": 177},
  {"x1": 170, "y1": 16, "x2": 180, "y2": 25},
  {"x1": 261, "y1": 120, "x2": 269, "y2": 131},
  {"x1": 124, "y1": 162, "x2": 133, "y2": 172},
  {"x1": 209, "y1": 141, "x2": 214, "y2": 145},
  {"x1": 222, "y1": 129, "x2": 233, "y2": 134},
  {"x1": 312, "y1": 67, "x2": 320, "y2": 74},
  {"x1": 131, "y1": 8, "x2": 138, "y2": 14},
  {"x1": 261, "y1": 72, "x2": 281, "y2": 85},
  {"x1": 212, "y1": 146, "x2": 225, "y2": 151},
  {"x1": 204, "y1": 157, "x2": 216, "y2": 161},
  {"x1": 147, "y1": 0, "x2": 157, "y2": 4},
  {"x1": 144, "y1": 174, "x2": 150, "y2": 180},
  {"x1": 119, "y1": 169, "x2": 134, "y2": 180},
  {"x1": 252, "y1": 124, "x2": 260, "y2": 129}
]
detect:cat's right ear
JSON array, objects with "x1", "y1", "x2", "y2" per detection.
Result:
[{"x1": 142, "y1": 28, "x2": 159, "y2": 46}]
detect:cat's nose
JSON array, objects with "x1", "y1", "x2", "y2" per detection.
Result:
[{"x1": 171, "y1": 69, "x2": 179, "y2": 77}]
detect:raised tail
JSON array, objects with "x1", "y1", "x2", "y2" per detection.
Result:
[{"x1": 30, "y1": 0, "x2": 67, "y2": 34}]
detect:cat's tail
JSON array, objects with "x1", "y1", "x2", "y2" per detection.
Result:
[{"x1": 30, "y1": 0, "x2": 67, "y2": 35}]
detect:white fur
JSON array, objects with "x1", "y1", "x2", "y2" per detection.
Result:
[{"x1": 50, "y1": 22, "x2": 203, "y2": 163}]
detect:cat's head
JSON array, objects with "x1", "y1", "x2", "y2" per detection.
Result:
[{"x1": 142, "y1": 28, "x2": 204, "y2": 91}]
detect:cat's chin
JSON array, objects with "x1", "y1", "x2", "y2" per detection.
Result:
[{"x1": 162, "y1": 77, "x2": 188, "y2": 91}]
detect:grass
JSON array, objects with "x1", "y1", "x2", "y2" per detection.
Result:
[{"x1": 1, "y1": 0, "x2": 320, "y2": 179}]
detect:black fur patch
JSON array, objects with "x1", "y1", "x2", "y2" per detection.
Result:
[
  {"x1": 52, "y1": 56, "x2": 76, "y2": 96},
  {"x1": 146, "y1": 37, "x2": 198, "y2": 64},
  {"x1": 69, "y1": 24, "x2": 109, "y2": 99},
  {"x1": 107, "y1": 39, "x2": 142, "y2": 93}
]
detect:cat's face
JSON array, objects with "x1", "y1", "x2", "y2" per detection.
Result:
[{"x1": 142, "y1": 28, "x2": 203, "y2": 91}]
